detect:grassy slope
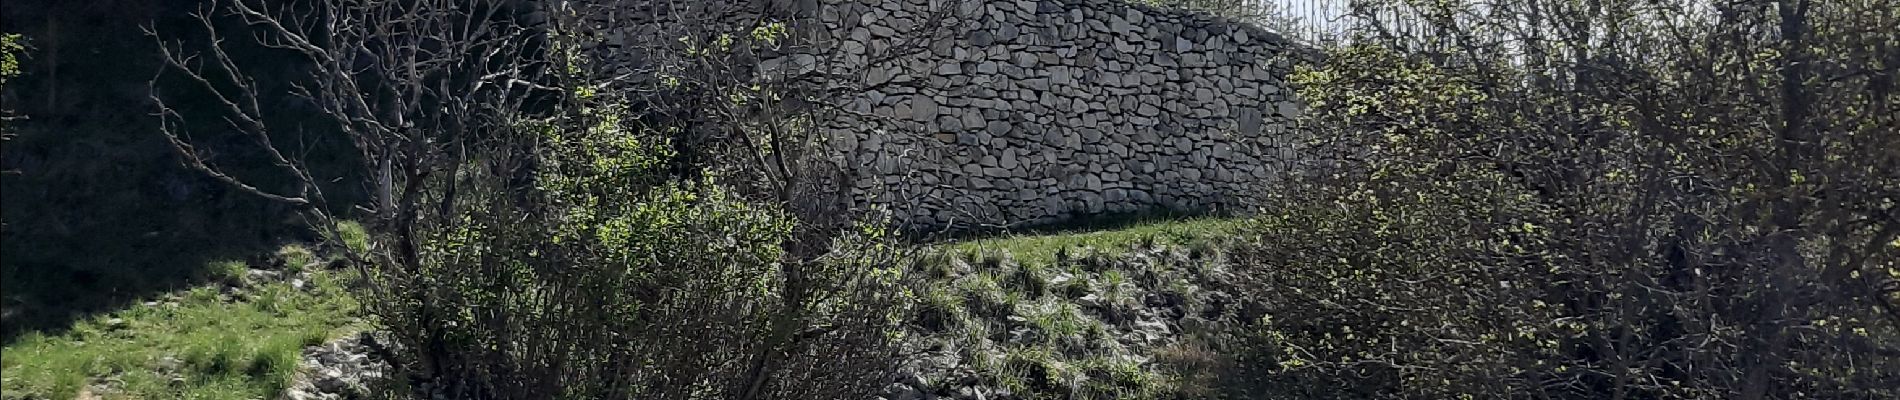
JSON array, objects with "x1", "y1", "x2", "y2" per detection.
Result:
[
  {"x1": 1, "y1": 246, "x2": 361, "y2": 400},
  {"x1": 944, "y1": 217, "x2": 1245, "y2": 266},
  {"x1": 0, "y1": 218, "x2": 1235, "y2": 400},
  {"x1": 922, "y1": 217, "x2": 1247, "y2": 399}
]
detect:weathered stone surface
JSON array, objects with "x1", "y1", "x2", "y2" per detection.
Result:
[
  {"x1": 912, "y1": 96, "x2": 939, "y2": 122},
  {"x1": 868, "y1": 66, "x2": 897, "y2": 86},
  {"x1": 985, "y1": 120, "x2": 1012, "y2": 136}
]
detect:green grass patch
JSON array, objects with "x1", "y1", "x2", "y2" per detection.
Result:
[
  {"x1": 276, "y1": 244, "x2": 317, "y2": 272},
  {"x1": 204, "y1": 260, "x2": 250, "y2": 283},
  {"x1": 334, "y1": 221, "x2": 371, "y2": 255},
  {"x1": 912, "y1": 216, "x2": 1243, "y2": 400},
  {"x1": 1018, "y1": 298, "x2": 1098, "y2": 348},
  {"x1": 942, "y1": 217, "x2": 1244, "y2": 266},
  {"x1": 1, "y1": 263, "x2": 360, "y2": 400}
]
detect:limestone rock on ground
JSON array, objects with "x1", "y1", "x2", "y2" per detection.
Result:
[{"x1": 286, "y1": 332, "x2": 395, "y2": 400}]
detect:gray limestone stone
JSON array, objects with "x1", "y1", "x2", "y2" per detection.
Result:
[
  {"x1": 1110, "y1": 16, "x2": 1132, "y2": 35},
  {"x1": 1277, "y1": 101, "x2": 1300, "y2": 118},
  {"x1": 938, "y1": 115, "x2": 963, "y2": 132},
  {"x1": 913, "y1": 96, "x2": 939, "y2": 122},
  {"x1": 1013, "y1": 52, "x2": 1038, "y2": 68},
  {"x1": 1237, "y1": 108, "x2": 1263, "y2": 136},
  {"x1": 1135, "y1": 103, "x2": 1160, "y2": 117},
  {"x1": 961, "y1": 110, "x2": 986, "y2": 130},
  {"x1": 868, "y1": 67, "x2": 896, "y2": 86},
  {"x1": 976, "y1": 61, "x2": 1000, "y2": 74},
  {"x1": 986, "y1": 121, "x2": 1012, "y2": 136},
  {"x1": 1080, "y1": 128, "x2": 1104, "y2": 144}
]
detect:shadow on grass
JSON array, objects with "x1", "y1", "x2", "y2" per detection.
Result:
[
  {"x1": 0, "y1": 0, "x2": 360, "y2": 343},
  {"x1": 0, "y1": 204, "x2": 308, "y2": 343}
]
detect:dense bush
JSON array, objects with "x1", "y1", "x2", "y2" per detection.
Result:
[
  {"x1": 374, "y1": 16, "x2": 920, "y2": 400},
  {"x1": 380, "y1": 177, "x2": 906, "y2": 398},
  {"x1": 354, "y1": 67, "x2": 913, "y2": 395},
  {"x1": 1223, "y1": 0, "x2": 1900, "y2": 398},
  {"x1": 142, "y1": 0, "x2": 925, "y2": 398}
]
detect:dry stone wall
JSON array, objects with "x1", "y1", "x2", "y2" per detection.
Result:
[
  {"x1": 808, "y1": 0, "x2": 1301, "y2": 230},
  {"x1": 583, "y1": 0, "x2": 1303, "y2": 230}
]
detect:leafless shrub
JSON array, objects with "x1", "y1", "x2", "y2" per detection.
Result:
[
  {"x1": 146, "y1": 0, "x2": 550, "y2": 279},
  {"x1": 147, "y1": 0, "x2": 956, "y2": 398}
]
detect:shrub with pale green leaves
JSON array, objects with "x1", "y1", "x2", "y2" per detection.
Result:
[{"x1": 371, "y1": 79, "x2": 908, "y2": 399}]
